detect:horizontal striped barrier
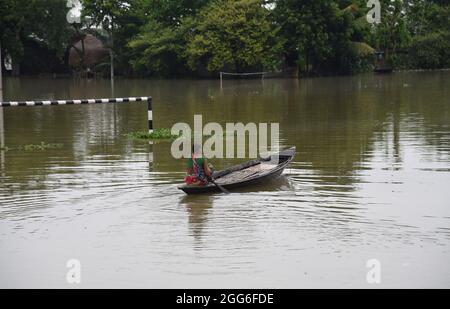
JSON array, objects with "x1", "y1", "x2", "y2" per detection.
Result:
[
  {"x1": 0, "y1": 97, "x2": 149, "y2": 107},
  {"x1": 0, "y1": 97, "x2": 153, "y2": 133}
]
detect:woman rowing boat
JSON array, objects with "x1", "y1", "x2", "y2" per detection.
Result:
[
  {"x1": 179, "y1": 147, "x2": 296, "y2": 194},
  {"x1": 184, "y1": 144, "x2": 213, "y2": 186}
]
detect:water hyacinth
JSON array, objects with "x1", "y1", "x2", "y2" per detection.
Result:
[
  {"x1": 0, "y1": 142, "x2": 64, "y2": 151},
  {"x1": 126, "y1": 128, "x2": 180, "y2": 140}
]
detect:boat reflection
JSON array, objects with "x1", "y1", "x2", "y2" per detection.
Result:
[
  {"x1": 179, "y1": 194, "x2": 214, "y2": 247},
  {"x1": 225, "y1": 174, "x2": 294, "y2": 194},
  {"x1": 178, "y1": 174, "x2": 293, "y2": 247}
]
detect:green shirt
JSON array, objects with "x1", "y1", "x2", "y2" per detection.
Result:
[{"x1": 187, "y1": 157, "x2": 205, "y2": 170}]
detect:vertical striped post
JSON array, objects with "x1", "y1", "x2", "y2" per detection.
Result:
[
  {"x1": 0, "y1": 105, "x2": 4, "y2": 177},
  {"x1": 0, "y1": 42, "x2": 3, "y2": 102},
  {"x1": 147, "y1": 97, "x2": 154, "y2": 165},
  {"x1": 147, "y1": 97, "x2": 153, "y2": 133},
  {"x1": 0, "y1": 44, "x2": 4, "y2": 174},
  {"x1": 1, "y1": 45, "x2": 6, "y2": 175}
]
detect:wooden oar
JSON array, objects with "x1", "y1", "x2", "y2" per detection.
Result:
[{"x1": 208, "y1": 176, "x2": 230, "y2": 194}]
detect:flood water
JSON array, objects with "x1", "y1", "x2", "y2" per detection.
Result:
[{"x1": 0, "y1": 72, "x2": 449, "y2": 288}]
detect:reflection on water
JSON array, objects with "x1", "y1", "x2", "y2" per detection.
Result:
[
  {"x1": 180, "y1": 195, "x2": 214, "y2": 247},
  {"x1": 0, "y1": 72, "x2": 449, "y2": 288}
]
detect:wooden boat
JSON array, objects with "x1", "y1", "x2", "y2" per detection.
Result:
[{"x1": 178, "y1": 147, "x2": 296, "y2": 194}]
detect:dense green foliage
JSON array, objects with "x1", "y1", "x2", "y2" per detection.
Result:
[
  {"x1": 274, "y1": 0, "x2": 376, "y2": 74},
  {"x1": 184, "y1": 0, "x2": 284, "y2": 74},
  {"x1": 0, "y1": 0, "x2": 449, "y2": 77},
  {"x1": 372, "y1": 0, "x2": 410, "y2": 61},
  {"x1": 409, "y1": 31, "x2": 450, "y2": 69},
  {"x1": 0, "y1": 0, "x2": 72, "y2": 74},
  {"x1": 404, "y1": 0, "x2": 450, "y2": 69},
  {"x1": 127, "y1": 19, "x2": 189, "y2": 76},
  {"x1": 0, "y1": 0, "x2": 70, "y2": 57}
]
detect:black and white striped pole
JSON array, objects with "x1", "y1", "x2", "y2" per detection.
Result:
[
  {"x1": 0, "y1": 96, "x2": 154, "y2": 133},
  {"x1": 0, "y1": 96, "x2": 149, "y2": 107},
  {"x1": 0, "y1": 96, "x2": 155, "y2": 164},
  {"x1": 146, "y1": 97, "x2": 154, "y2": 165},
  {"x1": 147, "y1": 97, "x2": 153, "y2": 134},
  {"x1": 0, "y1": 45, "x2": 4, "y2": 176}
]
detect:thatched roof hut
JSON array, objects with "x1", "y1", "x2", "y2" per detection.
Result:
[{"x1": 68, "y1": 34, "x2": 109, "y2": 69}]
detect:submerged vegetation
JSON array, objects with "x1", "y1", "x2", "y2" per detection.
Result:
[
  {"x1": 0, "y1": 0, "x2": 449, "y2": 76},
  {"x1": 126, "y1": 128, "x2": 180, "y2": 141},
  {"x1": 1, "y1": 142, "x2": 64, "y2": 152}
]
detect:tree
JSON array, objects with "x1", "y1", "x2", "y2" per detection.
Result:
[
  {"x1": 405, "y1": 0, "x2": 450, "y2": 69},
  {"x1": 0, "y1": 0, "x2": 71, "y2": 74},
  {"x1": 184, "y1": 0, "x2": 284, "y2": 73},
  {"x1": 140, "y1": 0, "x2": 211, "y2": 27},
  {"x1": 128, "y1": 19, "x2": 190, "y2": 76},
  {"x1": 274, "y1": 0, "x2": 365, "y2": 75},
  {"x1": 409, "y1": 31, "x2": 450, "y2": 69},
  {"x1": 405, "y1": 0, "x2": 450, "y2": 35},
  {"x1": 368, "y1": 0, "x2": 411, "y2": 68},
  {"x1": 126, "y1": 0, "x2": 209, "y2": 76},
  {"x1": 337, "y1": 0, "x2": 376, "y2": 73}
]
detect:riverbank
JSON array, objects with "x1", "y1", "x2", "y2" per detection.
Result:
[{"x1": 3, "y1": 67, "x2": 449, "y2": 83}]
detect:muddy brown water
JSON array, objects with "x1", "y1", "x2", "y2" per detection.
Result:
[{"x1": 0, "y1": 72, "x2": 449, "y2": 287}]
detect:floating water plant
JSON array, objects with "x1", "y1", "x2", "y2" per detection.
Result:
[
  {"x1": 0, "y1": 142, "x2": 64, "y2": 152},
  {"x1": 126, "y1": 128, "x2": 180, "y2": 140}
]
